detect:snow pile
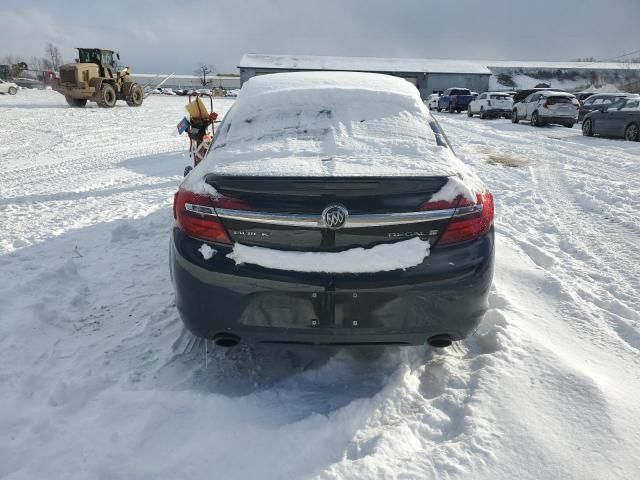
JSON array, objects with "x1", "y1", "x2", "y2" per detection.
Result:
[
  {"x1": 3, "y1": 89, "x2": 640, "y2": 479},
  {"x1": 227, "y1": 237, "x2": 430, "y2": 273},
  {"x1": 198, "y1": 243, "x2": 216, "y2": 260}
]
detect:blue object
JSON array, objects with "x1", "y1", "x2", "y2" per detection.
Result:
[{"x1": 177, "y1": 116, "x2": 190, "y2": 135}]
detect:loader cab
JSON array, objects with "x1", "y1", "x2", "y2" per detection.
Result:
[{"x1": 77, "y1": 48, "x2": 119, "y2": 78}]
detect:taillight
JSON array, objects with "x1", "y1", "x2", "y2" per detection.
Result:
[
  {"x1": 438, "y1": 192, "x2": 494, "y2": 245},
  {"x1": 543, "y1": 100, "x2": 549, "y2": 108},
  {"x1": 173, "y1": 189, "x2": 249, "y2": 244},
  {"x1": 420, "y1": 194, "x2": 472, "y2": 211}
]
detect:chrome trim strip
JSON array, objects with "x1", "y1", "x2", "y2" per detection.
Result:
[
  {"x1": 215, "y1": 207, "x2": 462, "y2": 228},
  {"x1": 452, "y1": 204, "x2": 483, "y2": 218},
  {"x1": 185, "y1": 203, "x2": 216, "y2": 216}
]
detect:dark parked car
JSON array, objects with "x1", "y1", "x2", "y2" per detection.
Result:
[
  {"x1": 170, "y1": 72, "x2": 495, "y2": 349},
  {"x1": 511, "y1": 87, "x2": 565, "y2": 105},
  {"x1": 577, "y1": 93, "x2": 637, "y2": 122},
  {"x1": 573, "y1": 91, "x2": 595, "y2": 104},
  {"x1": 437, "y1": 88, "x2": 474, "y2": 113},
  {"x1": 12, "y1": 77, "x2": 44, "y2": 89},
  {"x1": 582, "y1": 97, "x2": 640, "y2": 141}
]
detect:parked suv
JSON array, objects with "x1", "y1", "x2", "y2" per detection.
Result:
[
  {"x1": 468, "y1": 92, "x2": 513, "y2": 119},
  {"x1": 171, "y1": 72, "x2": 494, "y2": 349},
  {"x1": 438, "y1": 88, "x2": 474, "y2": 113},
  {"x1": 512, "y1": 91, "x2": 578, "y2": 127},
  {"x1": 578, "y1": 93, "x2": 638, "y2": 122}
]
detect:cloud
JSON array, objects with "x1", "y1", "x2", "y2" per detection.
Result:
[{"x1": 2, "y1": 0, "x2": 639, "y2": 73}]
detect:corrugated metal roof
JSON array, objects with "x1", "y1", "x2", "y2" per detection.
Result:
[
  {"x1": 485, "y1": 60, "x2": 640, "y2": 70},
  {"x1": 239, "y1": 54, "x2": 640, "y2": 74},
  {"x1": 239, "y1": 54, "x2": 492, "y2": 75}
]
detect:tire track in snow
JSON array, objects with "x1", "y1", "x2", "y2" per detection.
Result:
[{"x1": 436, "y1": 114, "x2": 640, "y2": 354}]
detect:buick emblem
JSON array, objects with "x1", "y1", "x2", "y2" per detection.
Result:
[{"x1": 322, "y1": 204, "x2": 349, "y2": 230}]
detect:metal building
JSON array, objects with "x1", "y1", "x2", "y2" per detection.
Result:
[
  {"x1": 129, "y1": 73, "x2": 240, "y2": 91},
  {"x1": 238, "y1": 54, "x2": 491, "y2": 99}
]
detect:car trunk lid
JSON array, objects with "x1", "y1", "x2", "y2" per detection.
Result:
[{"x1": 206, "y1": 175, "x2": 455, "y2": 251}]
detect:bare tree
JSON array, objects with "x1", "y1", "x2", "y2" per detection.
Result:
[
  {"x1": 29, "y1": 56, "x2": 44, "y2": 71},
  {"x1": 195, "y1": 63, "x2": 214, "y2": 87},
  {"x1": 45, "y1": 43, "x2": 63, "y2": 70}
]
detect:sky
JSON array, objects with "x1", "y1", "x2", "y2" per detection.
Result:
[{"x1": 1, "y1": 0, "x2": 639, "y2": 74}]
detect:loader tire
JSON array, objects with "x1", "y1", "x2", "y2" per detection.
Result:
[
  {"x1": 125, "y1": 84, "x2": 144, "y2": 106},
  {"x1": 66, "y1": 97, "x2": 87, "y2": 108},
  {"x1": 97, "y1": 83, "x2": 117, "y2": 108}
]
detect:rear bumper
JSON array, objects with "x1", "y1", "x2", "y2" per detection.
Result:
[
  {"x1": 486, "y1": 108, "x2": 512, "y2": 116},
  {"x1": 52, "y1": 83, "x2": 96, "y2": 97},
  {"x1": 539, "y1": 114, "x2": 576, "y2": 124},
  {"x1": 170, "y1": 228, "x2": 495, "y2": 346}
]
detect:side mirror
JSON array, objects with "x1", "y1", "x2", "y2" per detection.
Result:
[{"x1": 116, "y1": 53, "x2": 120, "y2": 60}]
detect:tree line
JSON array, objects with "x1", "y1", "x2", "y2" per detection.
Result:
[{"x1": 2, "y1": 42, "x2": 64, "y2": 73}]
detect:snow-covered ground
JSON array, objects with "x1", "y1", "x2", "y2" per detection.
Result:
[{"x1": 1, "y1": 89, "x2": 639, "y2": 479}]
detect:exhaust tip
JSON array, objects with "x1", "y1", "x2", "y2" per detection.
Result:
[
  {"x1": 213, "y1": 333, "x2": 240, "y2": 348},
  {"x1": 427, "y1": 334, "x2": 454, "y2": 348}
]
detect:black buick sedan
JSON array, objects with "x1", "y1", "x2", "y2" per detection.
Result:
[
  {"x1": 170, "y1": 72, "x2": 494, "y2": 349},
  {"x1": 582, "y1": 97, "x2": 640, "y2": 141}
]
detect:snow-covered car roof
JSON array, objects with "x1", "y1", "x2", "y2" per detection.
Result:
[
  {"x1": 539, "y1": 91, "x2": 576, "y2": 97},
  {"x1": 183, "y1": 71, "x2": 484, "y2": 196}
]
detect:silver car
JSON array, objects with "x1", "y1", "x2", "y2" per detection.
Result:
[{"x1": 512, "y1": 91, "x2": 579, "y2": 127}]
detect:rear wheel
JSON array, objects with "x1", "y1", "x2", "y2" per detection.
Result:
[
  {"x1": 480, "y1": 107, "x2": 487, "y2": 119},
  {"x1": 125, "y1": 84, "x2": 144, "y2": 106},
  {"x1": 511, "y1": 110, "x2": 519, "y2": 123},
  {"x1": 467, "y1": 108, "x2": 473, "y2": 117},
  {"x1": 582, "y1": 119, "x2": 593, "y2": 136},
  {"x1": 96, "y1": 83, "x2": 117, "y2": 108},
  {"x1": 564, "y1": 122, "x2": 574, "y2": 128},
  {"x1": 624, "y1": 123, "x2": 639, "y2": 141},
  {"x1": 448, "y1": 104, "x2": 455, "y2": 113},
  {"x1": 437, "y1": 106, "x2": 442, "y2": 112},
  {"x1": 66, "y1": 97, "x2": 87, "y2": 108},
  {"x1": 531, "y1": 111, "x2": 540, "y2": 126},
  {"x1": 8, "y1": 87, "x2": 17, "y2": 95}
]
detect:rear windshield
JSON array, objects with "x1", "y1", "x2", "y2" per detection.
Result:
[
  {"x1": 213, "y1": 99, "x2": 441, "y2": 153},
  {"x1": 546, "y1": 96, "x2": 574, "y2": 105},
  {"x1": 490, "y1": 94, "x2": 510, "y2": 100},
  {"x1": 451, "y1": 89, "x2": 471, "y2": 96}
]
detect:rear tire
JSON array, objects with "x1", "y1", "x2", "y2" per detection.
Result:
[
  {"x1": 467, "y1": 108, "x2": 473, "y2": 117},
  {"x1": 65, "y1": 97, "x2": 87, "y2": 108},
  {"x1": 96, "y1": 83, "x2": 117, "y2": 108},
  {"x1": 511, "y1": 110, "x2": 519, "y2": 123},
  {"x1": 480, "y1": 107, "x2": 487, "y2": 119},
  {"x1": 582, "y1": 119, "x2": 593, "y2": 136},
  {"x1": 624, "y1": 123, "x2": 639, "y2": 141},
  {"x1": 8, "y1": 87, "x2": 17, "y2": 95},
  {"x1": 437, "y1": 107, "x2": 442, "y2": 112},
  {"x1": 448, "y1": 104, "x2": 455, "y2": 113},
  {"x1": 125, "y1": 84, "x2": 144, "y2": 107},
  {"x1": 531, "y1": 111, "x2": 540, "y2": 127},
  {"x1": 564, "y1": 122, "x2": 574, "y2": 128}
]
